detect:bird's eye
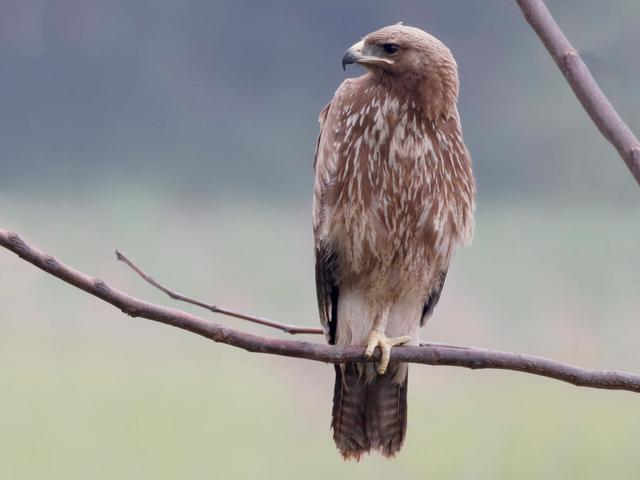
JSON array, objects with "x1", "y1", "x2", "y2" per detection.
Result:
[{"x1": 381, "y1": 43, "x2": 399, "y2": 55}]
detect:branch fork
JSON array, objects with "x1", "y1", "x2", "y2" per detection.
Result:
[{"x1": 2, "y1": 228, "x2": 640, "y2": 394}]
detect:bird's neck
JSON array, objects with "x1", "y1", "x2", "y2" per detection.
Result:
[{"x1": 367, "y1": 70, "x2": 458, "y2": 121}]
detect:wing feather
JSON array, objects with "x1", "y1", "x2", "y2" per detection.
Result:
[
  {"x1": 313, "y1": 101, "x2": 339, "y2": 344},
  {"x1": 420, "y1": 270, "x2": 447, "y2": 326}
]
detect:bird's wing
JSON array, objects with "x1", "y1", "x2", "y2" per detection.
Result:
[
  {"x1": 313, "y1": 101, "x2": 339, "y2": 344},
  {"x1": 315, "y1": 246, "x2": 339, "y2": 344},
  {"x1": 420, "y1": 112, "x2": 473, "y2": 326},
  {"x1": 420, "y1": 270, "x2": 447, "y2": 326}
]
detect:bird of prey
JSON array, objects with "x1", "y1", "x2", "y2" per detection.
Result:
[{"x1": 313, "y1": 24, "x2": 476, "y2": 459}]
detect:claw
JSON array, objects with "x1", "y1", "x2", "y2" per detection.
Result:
[{"x1": 364, "y1": 330, "x2": 411, "y2": 374}]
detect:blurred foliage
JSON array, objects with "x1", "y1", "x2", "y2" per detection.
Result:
[
  {"x1": 1, "y1": 0, "x2": 639, "y2": 202},
  {"x1": 1, "y1": 196, "x2": 639, "y2": 478}
]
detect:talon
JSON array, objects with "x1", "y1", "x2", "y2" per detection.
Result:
[
  {"x1": 364, "y1": 340, "x2": 377, "y2": 358},
  {"x1": 364, "y1": 331, "x2": 411, "y2": 375}
]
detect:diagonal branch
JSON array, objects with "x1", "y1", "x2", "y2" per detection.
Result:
[
  {"x1": 2, "y1": 227, "x2": 640, "y2": 394},
  {"x1": 115, "y1": 250, "x2": 323, "y2": 335},
  {"x1": 515, "y1": 0, "x2": 640, "y2": 186},
  {"x1": 117, "y1": 250, "x2": 483, "y2": 349}
]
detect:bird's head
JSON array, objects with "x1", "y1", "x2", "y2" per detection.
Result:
[{"x1": 342, "y1": 24, "x2": 459, "y2": 118}]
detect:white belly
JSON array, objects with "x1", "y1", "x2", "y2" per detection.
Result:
[{"x1": 335, "y1": 286, "x2": 423, "y2": 347}]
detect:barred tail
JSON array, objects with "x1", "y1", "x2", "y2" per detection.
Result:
[{"x1": 332, "y1": 363, "x2": 408, "y2": 460}]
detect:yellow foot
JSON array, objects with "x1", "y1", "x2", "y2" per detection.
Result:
[{"x1": 364, "y1": 331, "x2": 411, "y2": 375}]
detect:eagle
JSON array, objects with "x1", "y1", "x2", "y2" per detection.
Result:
[{"x1": 313, "y1": 25, "x2": 476, "y2": 460}]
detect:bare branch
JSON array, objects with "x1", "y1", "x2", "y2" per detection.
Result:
[
  {"x1": 515, "y1": 0, "x2": 640, "y2": 186},
  {"x1": 115, "y1": 250, "x2": 323, "y2": 335},
  {"x1": 116, "y1": 250, "x2": 498, "y2": 350},
  {"x1": 116, "y1": 250, "x2": 488, "y2": 347},
  {"x1": 2, "y1": 227, "x2": 640, "y2": 394}
]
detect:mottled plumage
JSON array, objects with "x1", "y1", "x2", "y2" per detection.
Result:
[{"x1": 313, "y1": 25, "x2": 476, "y2": 459}]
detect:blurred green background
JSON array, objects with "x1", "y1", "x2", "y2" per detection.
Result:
[{"x1": 1, "y1": 0, "x2": 639, "y2": 478}]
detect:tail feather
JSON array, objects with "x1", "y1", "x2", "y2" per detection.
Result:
[
  {"x1": 332, "y1": 363, "x2": 408, "y2": 460},
  {"x1": 365, "y1": 365, "x2": 408, "y2": 457},
  {"x1": 332, "y1": 364, "x2": 370, "y2": 459}
]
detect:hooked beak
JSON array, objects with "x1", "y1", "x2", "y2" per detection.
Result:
[
  {"x1": 342, "y1": 40, "x2": 365, "y2": 70},
  {"x1": 341, "y1": 40, "x2": 395, "y2": 71}
]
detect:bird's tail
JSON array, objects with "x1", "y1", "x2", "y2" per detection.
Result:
[{"x1": 331, "y1": 363, "x2": 408, "y2": 460}]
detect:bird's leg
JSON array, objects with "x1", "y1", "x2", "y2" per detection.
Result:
[
  {"x1": 364, "y1": 309, "x2": 411, "y2": 375},
  {"x1": 364, "y1": 330, "x2": 410, "y2": 375}
]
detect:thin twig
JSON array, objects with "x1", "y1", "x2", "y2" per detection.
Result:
[
  {"x1": 115, "y1": 250, "x2": 323, "y2": 335},
  {"x1": 515, "y1": 0, "x2": 640, "y2": 186},
  {"x1": 116, "y1": 250, "x2": 483, "y2": 345},
  {"x1": 2, "y1": 227, "x2": 640, "y2": 394}
]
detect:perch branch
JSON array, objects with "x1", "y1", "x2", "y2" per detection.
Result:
[
  {"x1": 115, "y1": 250, "x2": 323, "y2": 335},
  {"x1": 515, "y1": 0, "x2": 640, "y2": 186},
  {"x1": 2, "y1": 227, "x2": 640, "y2": 394}
]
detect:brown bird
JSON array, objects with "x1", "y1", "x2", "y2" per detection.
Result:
[{"x1": 313, "y1": 24, "x2": 476, "y2": 460}]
